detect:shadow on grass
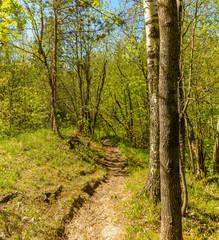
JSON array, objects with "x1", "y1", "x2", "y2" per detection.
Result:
[
  {"x1": 185, "y1": 180, "x2": 218, "y2": 238},
  {"x1": 0, "y1": 210, "x2": 23, "y2": 239}
]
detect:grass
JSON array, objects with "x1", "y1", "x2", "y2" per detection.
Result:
[
  {"x1": 117, "y1": 142, "x2": 149, "y2": 173},
  {"x1": 182, "y1": 173, "x2": 219, "y2": 239},
  {"x1": 116, "y1": 144, "x2": 219, "y2": 240},
  {"x1": 1, "y1": 131, "x2": 218, "y2": 239},
  {"x1": 0, "y1": 128, "x2": 107, "y2": 239}
]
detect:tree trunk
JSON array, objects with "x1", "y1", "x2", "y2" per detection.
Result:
[
  {"x1": 51, "y1": 0, "x2": 61, "y2": 136},
  {"x1": 213, "y1": 119, "x2": 219, "y2": 174},
  {"x1": 196, "y1": 138, "x2": 206, "y2": 178},
  {"x1": 179, "y1": 114, "x2": 188, "y2": 216},
  {"x1": 194, "y1": 97, "x2": 206, "y2": 179},
  {"x1": 83, "y1": 49, "x2": 92, "y2": 133},
  {"x1": 185, "y1": 114, "x2": 196, "y2": 172},
  {"x1": 92, "y1": 61, "x2": 107, "y2": 136},
  {"x1": 179, "y1": 67, "x2": 188, "y2": 216},
  {"x1": 158, "y1": 0, "x2": 182, "y2": 239},
  {"x1": 75, "y1": 9, "x2": 84, "y2": 133},
  {"x1": 127, "y1": 85, "x2": 135, "y2": 146},
  {"x1": 117, "y1": 65, "x2": 135, "y2": 146},
  {"x1": 142, "y1": 0, "x2": 160, "y2": 202},
  {"x1": 177, "y1": 0, "x2": 188, "y2": 216}
]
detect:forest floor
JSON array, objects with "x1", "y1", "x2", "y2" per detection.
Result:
[
  {"x1": 65, "y1": 140, "x2": 128, "y2": 240},
  {"x1": 0, "y1": 130, "x2": 218, "y2": 240}
]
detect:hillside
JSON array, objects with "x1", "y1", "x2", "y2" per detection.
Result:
[
  {"x1": 0, "y1": 129, "x2": 218, "y2": 239},
  {"x1": 0, "y1": 129, "x2": 107, "y2": 239}
]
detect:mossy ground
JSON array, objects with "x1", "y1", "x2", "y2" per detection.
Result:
[{"x1": 0, "y1": 128, "x2": 107, "y2": 239}]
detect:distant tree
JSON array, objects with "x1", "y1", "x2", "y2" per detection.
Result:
[
  {"x1": 181, "y1": 0, "x2": 219, "y2": 178},
  {"x1": 213, "y1": 119, "x2": 219, "y2": 174},
  {"x1": 23, "y1": 0, "x2": 62, "y2": 135}
]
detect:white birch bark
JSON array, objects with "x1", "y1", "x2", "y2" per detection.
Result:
[{"x1": 142, "y1": 0, "x2": 160, "y2": 201}]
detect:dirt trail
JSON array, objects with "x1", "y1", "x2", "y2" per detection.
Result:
[{"x1": 65, "y1": 141, "x2": 128, "y2": 240}]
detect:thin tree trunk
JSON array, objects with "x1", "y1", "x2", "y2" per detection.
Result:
[
  {"x1": 195, "y1": 138, "x2": 206, "y2": 178},
  {"x1": 127, "y1": 85, "x2": 134, "y2": 146},
  {"x1": 92, "y1": 61, "x2": 107, "y2": 136},
  {"x1": 51, "y1": 0, "x2": 61, "y2": 136},
  {"x1": 142, "y1": 0, "x2": 160, "y2": 202},
  {"x1": 76, "y1": 43, "x2": 84, "y2": 132},
  {"x1": 185, "y1": 115, "x2": 194, "y2": 173},
  {"x1": 82, "y1": 48, "x2": 92, "y2": 133},
  {"x1": 194, "y1": 96, "x2": 205, "y2": 179},
  {"x1": 117, "y1": 65, "x2": 135, "y2": 145},
  {"x1": 158, "y1": 0, "x2": 182, "y2": 239},
  {"x1": 213, "y1": 119, "x2": 219, "y2": 174},
  {"x1": 185, "y1": 114, "x2": 196, "y2": 172},
  {"x1": 179, "y1": 90, "x2": 188, "y2": 216},
  {"x1": 179, "y1": 112, "x2": 187, "y2": 216},
  {"x1": 177, "y1": 0, "x2": 188, "y2": 216}
]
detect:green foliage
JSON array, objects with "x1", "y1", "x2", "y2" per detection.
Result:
[
  {"x1": 182, "y1": 0, "x2": 219, "y2": 175},
  {"x1": 118, "y1": 142, "x2": 149, "y2": 173},
  {"x1": 0, "y1": 0, "x2": 218, "y2": 238},
  {"x1": 98, "y1": 37, "x2": 149, "y2": 148},
  {"x1": 0, "y1": 56, "x2": 50, "y2": 137},
  {"x1": 0, "y1": 0, "x2": 26, "y2": 41}
]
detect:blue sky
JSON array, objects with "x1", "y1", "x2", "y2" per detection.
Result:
[{"x1": 108, "y1": 0, "x2": 120, "y2": 9}]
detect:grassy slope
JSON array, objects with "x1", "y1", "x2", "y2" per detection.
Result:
[
  {"x1": 0, "y1": 132, "x2": 218, "y2": 239},
  {"x1": 117, "y1": 143, "x2": 219, "y2": 240},
  {"x1": 0, "y1": 129, "x2": 107, "y2": 239}
]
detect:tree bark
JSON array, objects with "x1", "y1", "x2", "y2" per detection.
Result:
[
  {"x1": 142, "y1": 0, "x2": 160, "y2": 202},
  {"x1": 157, "y1": 0, "x2": 182, "y2": 239}
]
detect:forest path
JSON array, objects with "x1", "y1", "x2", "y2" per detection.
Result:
[{"x1": 65, "y1": 141, "x2": 128, "y2": 240}]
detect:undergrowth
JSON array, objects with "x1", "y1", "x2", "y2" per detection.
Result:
[
  {"x1": 0, "y1": 128, "x2": 107, "y2": 239},
  {"x1": 117, "y1": 142, "x2": 149, "y2": 173},
  {"x1": 1, "y1": 131, "x2": 218, "y2": 239},
  {"x1": 117, "y1": 144, "x2": 219, "y2": 240}
]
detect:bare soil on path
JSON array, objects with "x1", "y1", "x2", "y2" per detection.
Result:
[{"x1": 65, "y1": 142, "x2": 128, "y2": 240}]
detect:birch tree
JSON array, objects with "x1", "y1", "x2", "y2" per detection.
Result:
[
  {"x1": 158, "y1": 0, "x2": 182, "y2": 238},
  {"x1": 142, "y1": 0, "x2": 160, "y2": 202}
]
